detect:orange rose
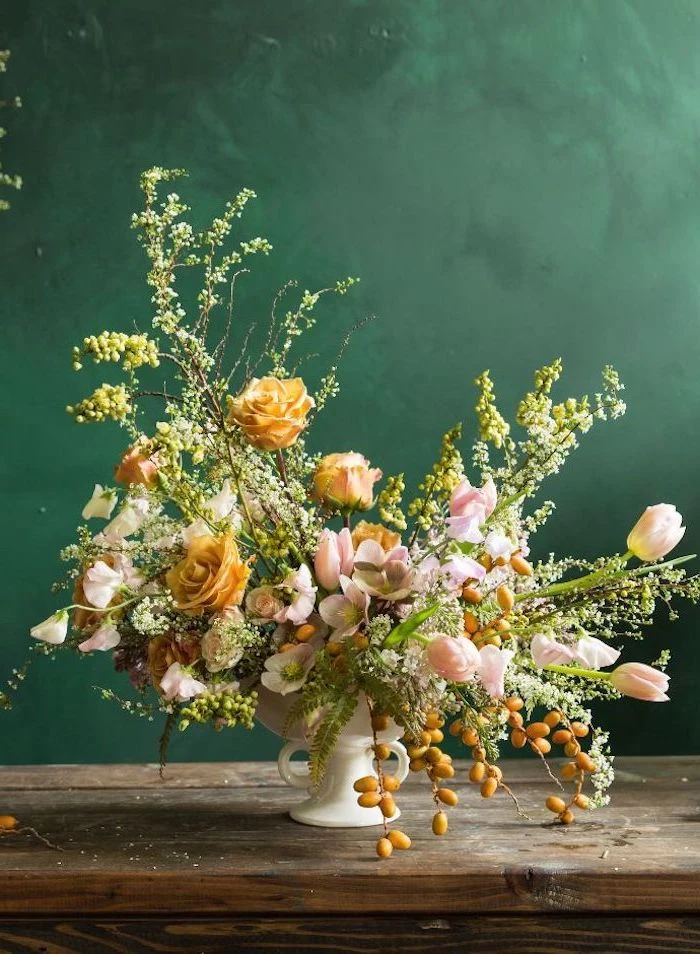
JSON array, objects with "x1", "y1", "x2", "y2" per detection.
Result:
[
  {"x1": 226, "y1": 376, "x2": 314, "y2": 451},
  {"x1": 115, "y1": 445, "x2": 158, "y2": 489},
  {"x1": 312, "y1": 452, "x2": 382, "y2": 513},
  {"x1": 147, "y1": 635, "x2": 201, "y2": 691},
  {"x1": 166, "y1": 533, "x2": 250, "y2": 615},
  {"x1": 351, "y1": 520, "x2": 401, "y2": 552}
]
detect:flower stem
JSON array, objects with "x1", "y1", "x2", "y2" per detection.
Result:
[{"x1": 544, "y1": 664, "x2": 612, "y2": 682}]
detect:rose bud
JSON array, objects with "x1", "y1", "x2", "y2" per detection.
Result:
[
  {"x1": 426, "y1": 635, "x2": 480, "y2": 683},
  {"x1": 610, "y1": 662, "x2": 670, "y2": 702},
  {"x1": 115, "y1": 445, "x2": 159, "y2": 489},
  {"x1": 312, "y1": 452, "x2": 382, "y2": 513},
  {"x1": 627, "y1": 504, "x2": 685, "y2": 562}
]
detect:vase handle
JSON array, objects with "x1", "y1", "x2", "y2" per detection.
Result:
[
  {"x1": 384, "y1": 740, "x2": 410, "y2": 785},
  {"x1": 278, "y1": 741, "x2": 312, "y2": 789}
]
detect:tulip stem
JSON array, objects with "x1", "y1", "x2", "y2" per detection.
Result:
[{"x1": 544, "y1": 664, "x2": 612, "y2": 682}]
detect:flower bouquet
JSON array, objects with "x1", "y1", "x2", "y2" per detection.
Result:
[{"x1": 17, "y1": 168, "x2": 700, "y2": 858}]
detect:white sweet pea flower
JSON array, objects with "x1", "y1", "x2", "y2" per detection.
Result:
[
  {"x1": 100, "y1": 497, "x2": 150, "y2": 543},
  {"x1": 82, "y1": 484, "x2": 118, "y2": 520},
  {"x1": 82, "y1": 561, "x2": 123, "y2": 608},
  {"x1": 182, "y1": 480, "x2": 242, "y2": 545},
  {"x1": 30, "y1": 610, "x2": 69, "y2": 645},
  {"x1": 484, "y1": 530, "x2": 516, "y2": 562},
  {"x1": 160, "y1": 663, "x2": 208, "y2": 702},
  {"x1": 274, "y1": 564, "x2": 317, "y2": 626},
  {"x1": 574, "y1": 635, "x2": 621, "y2": 670},
  {"x1": 78, "y1": 622, "x2": 121, "y2": 653}
]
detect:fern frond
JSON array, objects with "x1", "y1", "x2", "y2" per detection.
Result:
[{"x1": 309, "y1": 693, "x2": 357, "y2": 788}]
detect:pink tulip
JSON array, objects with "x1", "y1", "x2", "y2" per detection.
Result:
[
  {"x1": 627, "y1": 504, "x2": 685, "y2": 562},
  {"x1": 314, "y1": 528, "x2": 354, "y2": 591},
  {"x1": 610, "y1": 662, "x2": 670, "y2": 702},
  {"x1": 477, "y1": 645, "x2": 514, "y2": 698},
  {"x1": 531, "y1": 632, "x2": 577, "y2": 668},
  {"x1": 426, "y1": 635, "x2": 480, "y2": 682}
]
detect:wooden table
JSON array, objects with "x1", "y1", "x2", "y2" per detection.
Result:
[{"x1": 0, "y1": 757, "x2": 698, "y2": 953}]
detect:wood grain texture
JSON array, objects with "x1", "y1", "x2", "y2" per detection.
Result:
[
  {"x1": 0, "y1": 758, "x2": 698, "y2": 918},
  {"x1": 1, "y1": 917, "x2": 700, "y2": 954}
]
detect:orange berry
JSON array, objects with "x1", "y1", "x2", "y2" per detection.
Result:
[
  {"x1": 429, "y1": 728, "x2": 444, "y2": 744},
  {"x1": 358, "y1": 792, "x2": 382, "y2": 808},
  {"x1": 510, "y1": 554, "x2": 534, "y2": 576},
  {"x1": 294, "y1": 623, "x2": 316, "y2": 642},
  {"x1": 574, "y1": 793, "x2": 590, "y2": 810},
  {"x1": 464, "y1": 611, "x2": 479, "y2": 635},
  {"x1": 374, "y1": 743, "x2": 391, "y2": 761},
  {"x1": 575, "y1": 752, "x2": 597, "y2": 773},
  {"x1": 560, "y1": 761, "x2": 579, "y2": 780},
  {"x1": 496, "y1": 585, "x2": 514, "y2": 613},
  {"x1": 432, "y1": 811, "x2": 448, "y2": 835},
  {"x1": 461, "y1": 727, "x2": 479, "y2": 747},
  {"x1": 545, "y1": 796, "x2": 567, "y2": 814},
  {"x1": 559, "y1": 809, "x2": 575, "y2": 824},
  {"x1": 505, "y1": 697, "x2": 524, "y2": 712},
  {"x1": 469, "y1": 762, "x2": 486, "y2": 783},
  {"x1": 431, "y1": 762, "x2": 455, "y2": 779},
  {"x1": 383, "y1": 775, "x2": 401, "y2": 792},
  {"x1": 449, "y1": 719, "x2": 464, "y2": 737},
  {"x1": 507, "y1": 711, "x2": 524, "y2": 729},
  {"x1": 543, "y1": 711, "x2": 562, "y2": 728},
  {"x1": 510, "y1": 728, "x2": 527, "y2": 749},
  {"x1": 353, "y1": 776, "x2": 379, "y2": 793},
  {"x1": 532, "y1": 738, "x2": 551, "y2": 754},
  {"x1": 526, "y1": 722, "x2": 550, "y2": 739},
  {"x1": 425, "y1": 712, "x2": 444, "y2": 730},
  {"x1": 436, "y1": 788, "x2": 459, "y2": 806},
  {"x1": 0, "y1": 815, "x2": 18, "y2": 831},
  {"x1": 376, "y1": 836, "x2": 393, "y2": 858},
  {"x1": 481, "y1": 777, "x2": 498, "y2": 798},
  {"x1": 552, "y1": 729, "x2": 573, "y2": 745},
  {"x1": 570, "y1": 722, "x2": 590, "y2": 738},
  {"x1": 379, "y1": 794, "x2": 397, "y2": 818},
  {"x1": 387, "y1": 830, "x2": 411, "y2": 850},
  {"x1": 564, "y1": 740, "x2": 581, "y2": 758},
  {"x1": 409, "y1": 758, "x2": 427, "y2": 772},
  {"x1": 462, "y1": 586, "x2": 483, "y2": 604}
]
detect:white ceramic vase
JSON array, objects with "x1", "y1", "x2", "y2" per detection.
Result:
[{"x1": 255, "y1": 687, "x2": 409, "y2": 828}]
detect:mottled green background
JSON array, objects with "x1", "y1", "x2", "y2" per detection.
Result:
[{"x1": 2, "y1": 0, "x2": 700, "y2": 764}]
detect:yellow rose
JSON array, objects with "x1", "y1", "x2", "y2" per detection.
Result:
[
  {"x1": 166, "y1": 533, "x2": 251, "y2": 615},
  {"x1": 227, "y1": 376, "x2": 314, "y2": 451},
  {"x1": 312, "y1": 452, "x2": 382, "y2": 513},
  {"x1": 351, "y1": 520, "x2": 401, "y2": 552}
]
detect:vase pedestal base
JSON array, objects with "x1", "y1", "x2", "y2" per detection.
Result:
[{"x1": 288, "y1": 802, "x2": 401, "y2": 829}]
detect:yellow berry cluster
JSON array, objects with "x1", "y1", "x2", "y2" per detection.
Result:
[
  {"x1": 72, "y1": 332, "x2": 160, "y2": 372},
  {"x1": 450, "y1": 718, "x2": 505, "y2": 800},
  {"x1": 66, "y1": 383, "x2": 132, "y2": 423}
]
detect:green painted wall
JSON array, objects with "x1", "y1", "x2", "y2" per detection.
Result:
[{"x1": 2, "y1": 0, "x2": 700, "y2": 764}]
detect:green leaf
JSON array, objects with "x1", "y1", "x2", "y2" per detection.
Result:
[{"x1": 383, "y1": 603, "x2": 440, "y2": 648}]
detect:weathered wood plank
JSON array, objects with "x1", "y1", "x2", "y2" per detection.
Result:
[
  {"x1": 0, "y1": 758, "x2": 698, "y2": 917},
  {"x1": 1, "y1": 916, "x2": 700, "y2": 954}
]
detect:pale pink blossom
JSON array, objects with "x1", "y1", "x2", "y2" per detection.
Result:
[
  {"x1": 81, "y1": 484, "x2": 118, "y2": 520},
  {"x1": 484, "y1": 530, "x2": 516, "y2": 562},
  {"x1": 477, "y1": 645, "x2": 515, "y2": 697},
  {"x1": 160, "y1": 662, "x2": 208, "y2": 702},
  {"x1": 574, "y1": 635, "x2": 620, "y2": 670},
  {"x1": 78, "y1": 622, "x2": 121, "y2": 653},
  {"x1": 610, "y1": 662, "x2": 670, "y2": 702},
  {"x1": 319, "y1": 575, "x2": 369, "y2": 639},
  {"x1": 83, "y1": 561, "x2": 123, "y2": 608},
  {"x1": 426, "y1": 635, "x2": 480, "y2": 682},
  {"x1": 30, "y1": 610, "x2": 69, "y2": 645},
  {"x1": 274, "y1": 564, "x2": 317, "y2": 626},
  {"x1": 182, "y1": 479, "x2": 241, "y2": 545},
  {"x1": 627, "y1": 504, "x2": 686, "y2": 562},
  {"x1": 446, "y1": 476, "x2": 497, "y2": 543},
  {"x1": 530, "y1": 632, "x2": 577, "y2": 668},
  {"x1": 314, "y1": 528, "x2": 354, "y2": 591},
  {"x1": 439, "y1": 554, "x2": 486, "y2": 591},
  {"x1": 260, "y1": 643, "x2": 316, "y2": 695}
]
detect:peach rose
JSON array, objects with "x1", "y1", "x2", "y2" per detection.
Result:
[
  {"x1": 166, "y1": 533, "x2": 251, "y2": 615},
  {"x1": 312, "y1": 452, "x2": 382, "y2": 513},
  {"x1": 147, "y1": 634, "x2": 201, "y2": 690},
  {"x1": 227, "y1": 376, "x2": 314, "y2": 451},
  {"x1": 115, "y1": 445, "x2": 159, "y2": 489},
  {"x1": 351, "y1": 520, "x2": 401, "y2": 552}
]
